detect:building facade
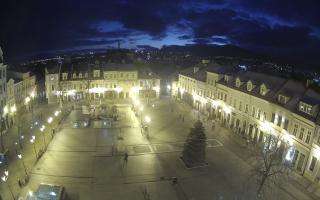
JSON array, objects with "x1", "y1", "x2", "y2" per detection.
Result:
[
  {"x1": 0, "y1": 47, "x2": 7, "y2": 133},
  {"x1": 45, "y1": 63, "x2": 161, "y2": 105},
  {"x1": 175, "y1": 63, "x2": 320, "y2": 183},
  {"x1": 4, "y1": 71, "x2": 37, "y2": 126}
]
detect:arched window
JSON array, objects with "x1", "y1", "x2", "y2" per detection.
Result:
[
  {"x1": 260, "y1": 84, "x2": 267, "y2": 95},
  {"x1": 235, "y1": 78, "x2": 241, "y2": 87},
  {"x1": 247, "y1": 81, "x2": 253, "y2": 91}
]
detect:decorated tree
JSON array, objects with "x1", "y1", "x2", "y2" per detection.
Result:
[{"x1": 181, "y1": 120, "x2": 207, "y2": 167}]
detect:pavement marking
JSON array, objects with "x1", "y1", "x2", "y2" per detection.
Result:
[
  {"x1": 30, "y1": 172, "x2": 93, "y2": 179},
  {"x1": 45, "y1": 139, "x2": 223, "y2": 156}
]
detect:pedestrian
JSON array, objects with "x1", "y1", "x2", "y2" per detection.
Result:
[
  {"x1": 124, "y1": 152, "x2": 129, "y2": 165},
  {"x1": 18, "y1": 179, "x2": 21, "y2": 187},
  {"x1": 246, "y1": 139, "x2": 250, "y2": 147}
]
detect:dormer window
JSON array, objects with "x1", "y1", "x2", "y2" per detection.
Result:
[
  {"x1": 224, "y1": 75, "x2": 229, "y2": 82},
  {"x1": 93, "y1": 70, "x2": 100, "y2": 78},
  {"x1": 235, "y1": 78, "x2": 241, "y2": 88},
  {"x1": 79, "y1": 73, "x2": 82, "y2": 78},
  {"x1": 62, "y1": 73, "x2": 68, "y2": 80},
  {"x1": 73, "y1": 73, "x2": 76, "y2": 78},
  {"x1": 278, "y1": 94, "x2": 289, "y2": 104},
  {"x1": 85, "y1": 72, "x2": 88, "y2": 78},
  {"x1": 260, "y1": 84, "x2": 267, "y2": 96},
  {"x1": 299, "y1": 102, "x2": 312, "y2": 114},
  {"x1": 247, "y1": 81, "x2": 253, "y2": 91}
]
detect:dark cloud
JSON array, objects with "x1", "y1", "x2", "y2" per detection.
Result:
[{"x1": 0, "y1": 0, "x2": 319, "y2": 65}]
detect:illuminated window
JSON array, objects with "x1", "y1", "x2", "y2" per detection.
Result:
[
  {"x1": 247, "y1": 81, "x2": 253, "y2": 91},
  {"x1": 235, "y1": 78, "x2": 241, "y2": 88},
  {"x1": 260, "y1": 84, "x2": 267, "y2": 95},
  {"x1": 305, "y1": 131, "x2": 311, "y2": 144},
  {"x1": 278, "y1": 94, "x2": 289, "y2": 104},
  {"x1": 299, "y1": 128, "x2": 305, "y2": 140},
  {"x1": 293, "y1": 124, "x2": 298, "y2": 136},
  {"x1": 309, "y1": 157, "x2": 317, "y2": 172},
  {"x1": 299, "y1": 102, "x2": 312, "y2": 115}
]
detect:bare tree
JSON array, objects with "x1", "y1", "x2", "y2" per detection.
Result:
[{"x1": 251, "y1": 135, "x2": 292, "y2": 198}]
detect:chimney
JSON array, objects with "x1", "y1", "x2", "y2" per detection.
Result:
[{"x1": 193, "y1": 67, "x2": 199, "y2": 74}]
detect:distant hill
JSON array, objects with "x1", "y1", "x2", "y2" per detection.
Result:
[{"x1": 160, "y1": 44, "x2": 264, "y2": 59}]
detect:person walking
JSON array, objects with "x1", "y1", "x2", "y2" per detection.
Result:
[{"x1": 123, "y1": 152, "x2": 129, "y2": 165}]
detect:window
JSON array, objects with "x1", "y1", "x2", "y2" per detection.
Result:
[
  {"x1": 317, "y1": 135, "x2": 320, "y2": 145},
  {"x1": 224, "y1": 94, "x2": 227, "y2": 102},
  {"x1": 293, "y1": 124, "x2": 298, "y2": 136},
  {"x1": 263, "y1": 112, "x2": 267, "y2": 121},
  {"x1": 73, "y1": 73, "x2": 76, "y2": 78},
  {"x1": 271, "y1": 113, "x2": 275, "y2": 123},
  {"x1": 239, "y1": 101, "x2": 242, "y2": 111},
  {"x1": 245, "y1": 104, "x2": 248, "y2": 113},
  {"x1": 299, "y1": 128, "x2": 305, "y2": 140},
  {"x1": 260, "y1": 84, "x2": 267, "y2": 95},
  {"x1": 236, "y1": 78, "x2": 241, "y2": 87},
  {"x1": 62, "y1": 73, "x2": 67, "y2": 80},
  {"x1": 278, "y1": 94, "x2": 288, "y2": 104},
  {"x1": 252, "y1": 107, "x2": 255, "y2": 117},
  {"x1": 247, "y1": 81, "x2": 253, "y2": 91},
  {"x1": 277, "y1": 115, "x2": 282, "y2": 127},
  {"x1": 299, "y1": 102, "x2": 312, "y2": 114},
  {"x1": 309, "y1": 157, "x2": 317, "y2": 172},
  {"x1": 283, "y1": 119, "x2": 289, "y2": 130},
  {"x1": 79, "y1": 73, "x2": 82, "y2": 78},
  {"x1": 85, "y1": 73, "x2": 88, "y2": 78},
  {"x1": 305, "y1": 131, "x2": 311, "y2": 144},
  {"x1": 257, "y1": 109, "x2": 261, "y2": 120}
]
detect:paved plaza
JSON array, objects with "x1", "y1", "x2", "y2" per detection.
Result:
[{"x1": 1, "y1": 98, "x2": 318, "y2": 200}]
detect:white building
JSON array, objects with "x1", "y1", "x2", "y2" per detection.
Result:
[
  {"x1": 4, "y1": 71, "x2": 37, "y2": 126},
  {"x1": 45, "y1": 62, "x2": 161, "y2": 105},
  {"x1": 175, "y1": 63, "x2": 320, "y2": 183},
  {"x1": 0, "y1": 47, "x2": 7, "y2": 132}
]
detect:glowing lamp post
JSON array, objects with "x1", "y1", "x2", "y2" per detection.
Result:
[
  {"x1": 40, "y1": 125, "x2": 46, "y2": 147},
  {"x1": 47, "y1": 117, "x2": 53, "y2": 124},
  {"x1": 17, "y1": 154, "x2": 28, "y2": 176},
  {"x1": 144, "y1": 115, "x2": 151, "y2": 139},
  {"x1": 30, "y1": 136, "x2": 37, "y2": 159},
  {"x1": 1, "y1": 170, "x2": 15, "y2": 200},
  {"x1": 139, "y1": 106, "x2": 144, "y2": 123},
  {"x1": 54, "y1": 110, "x2": 60, "y2": 117}
]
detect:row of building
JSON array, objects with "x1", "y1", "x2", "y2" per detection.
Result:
[
  {"x1": 45, "y1": 61, "x2": 161, "y2": 105},
  {"x1": 0, "y1": 48, "x2": 37, "y2": 132},
  {"x1": 171, "y1": 63, "x2": 320, "y2": 183}
]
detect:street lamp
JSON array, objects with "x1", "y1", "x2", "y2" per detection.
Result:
[
  {"x1": 144, "y1": 115, "x2": 151, "y2": 139},
  {"x1": 40, "y1": 125, "x2": 46, "y2": 147},
  {"x1": 10, "y1": 105, "x2": 23, "y2": 149},
  {"x1": 1, "y1": 170, "x2": 15, "y2": 200},
  {"x1": 139, "y1": 106, "x2": 144, "y2": 123},
  {"x1": 17, "y1": 154, "x2": 28, "y2": 176},
  {"x1": 30, "y1": 136, "x2": 37, "y2": 159},
  {"x1": 144, "y1": 115, "x2": 151, "y2": 124},
  {"x1": 47, "y1": 117, "x2": 53, "y2": 124},
  {"x1": 54, "y1": 110, "x2": 60, "y2": 117}
]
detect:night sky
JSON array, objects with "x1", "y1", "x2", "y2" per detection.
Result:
[{"x1": 1, "y1": 0, "x2": 320, "y2": 64}]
